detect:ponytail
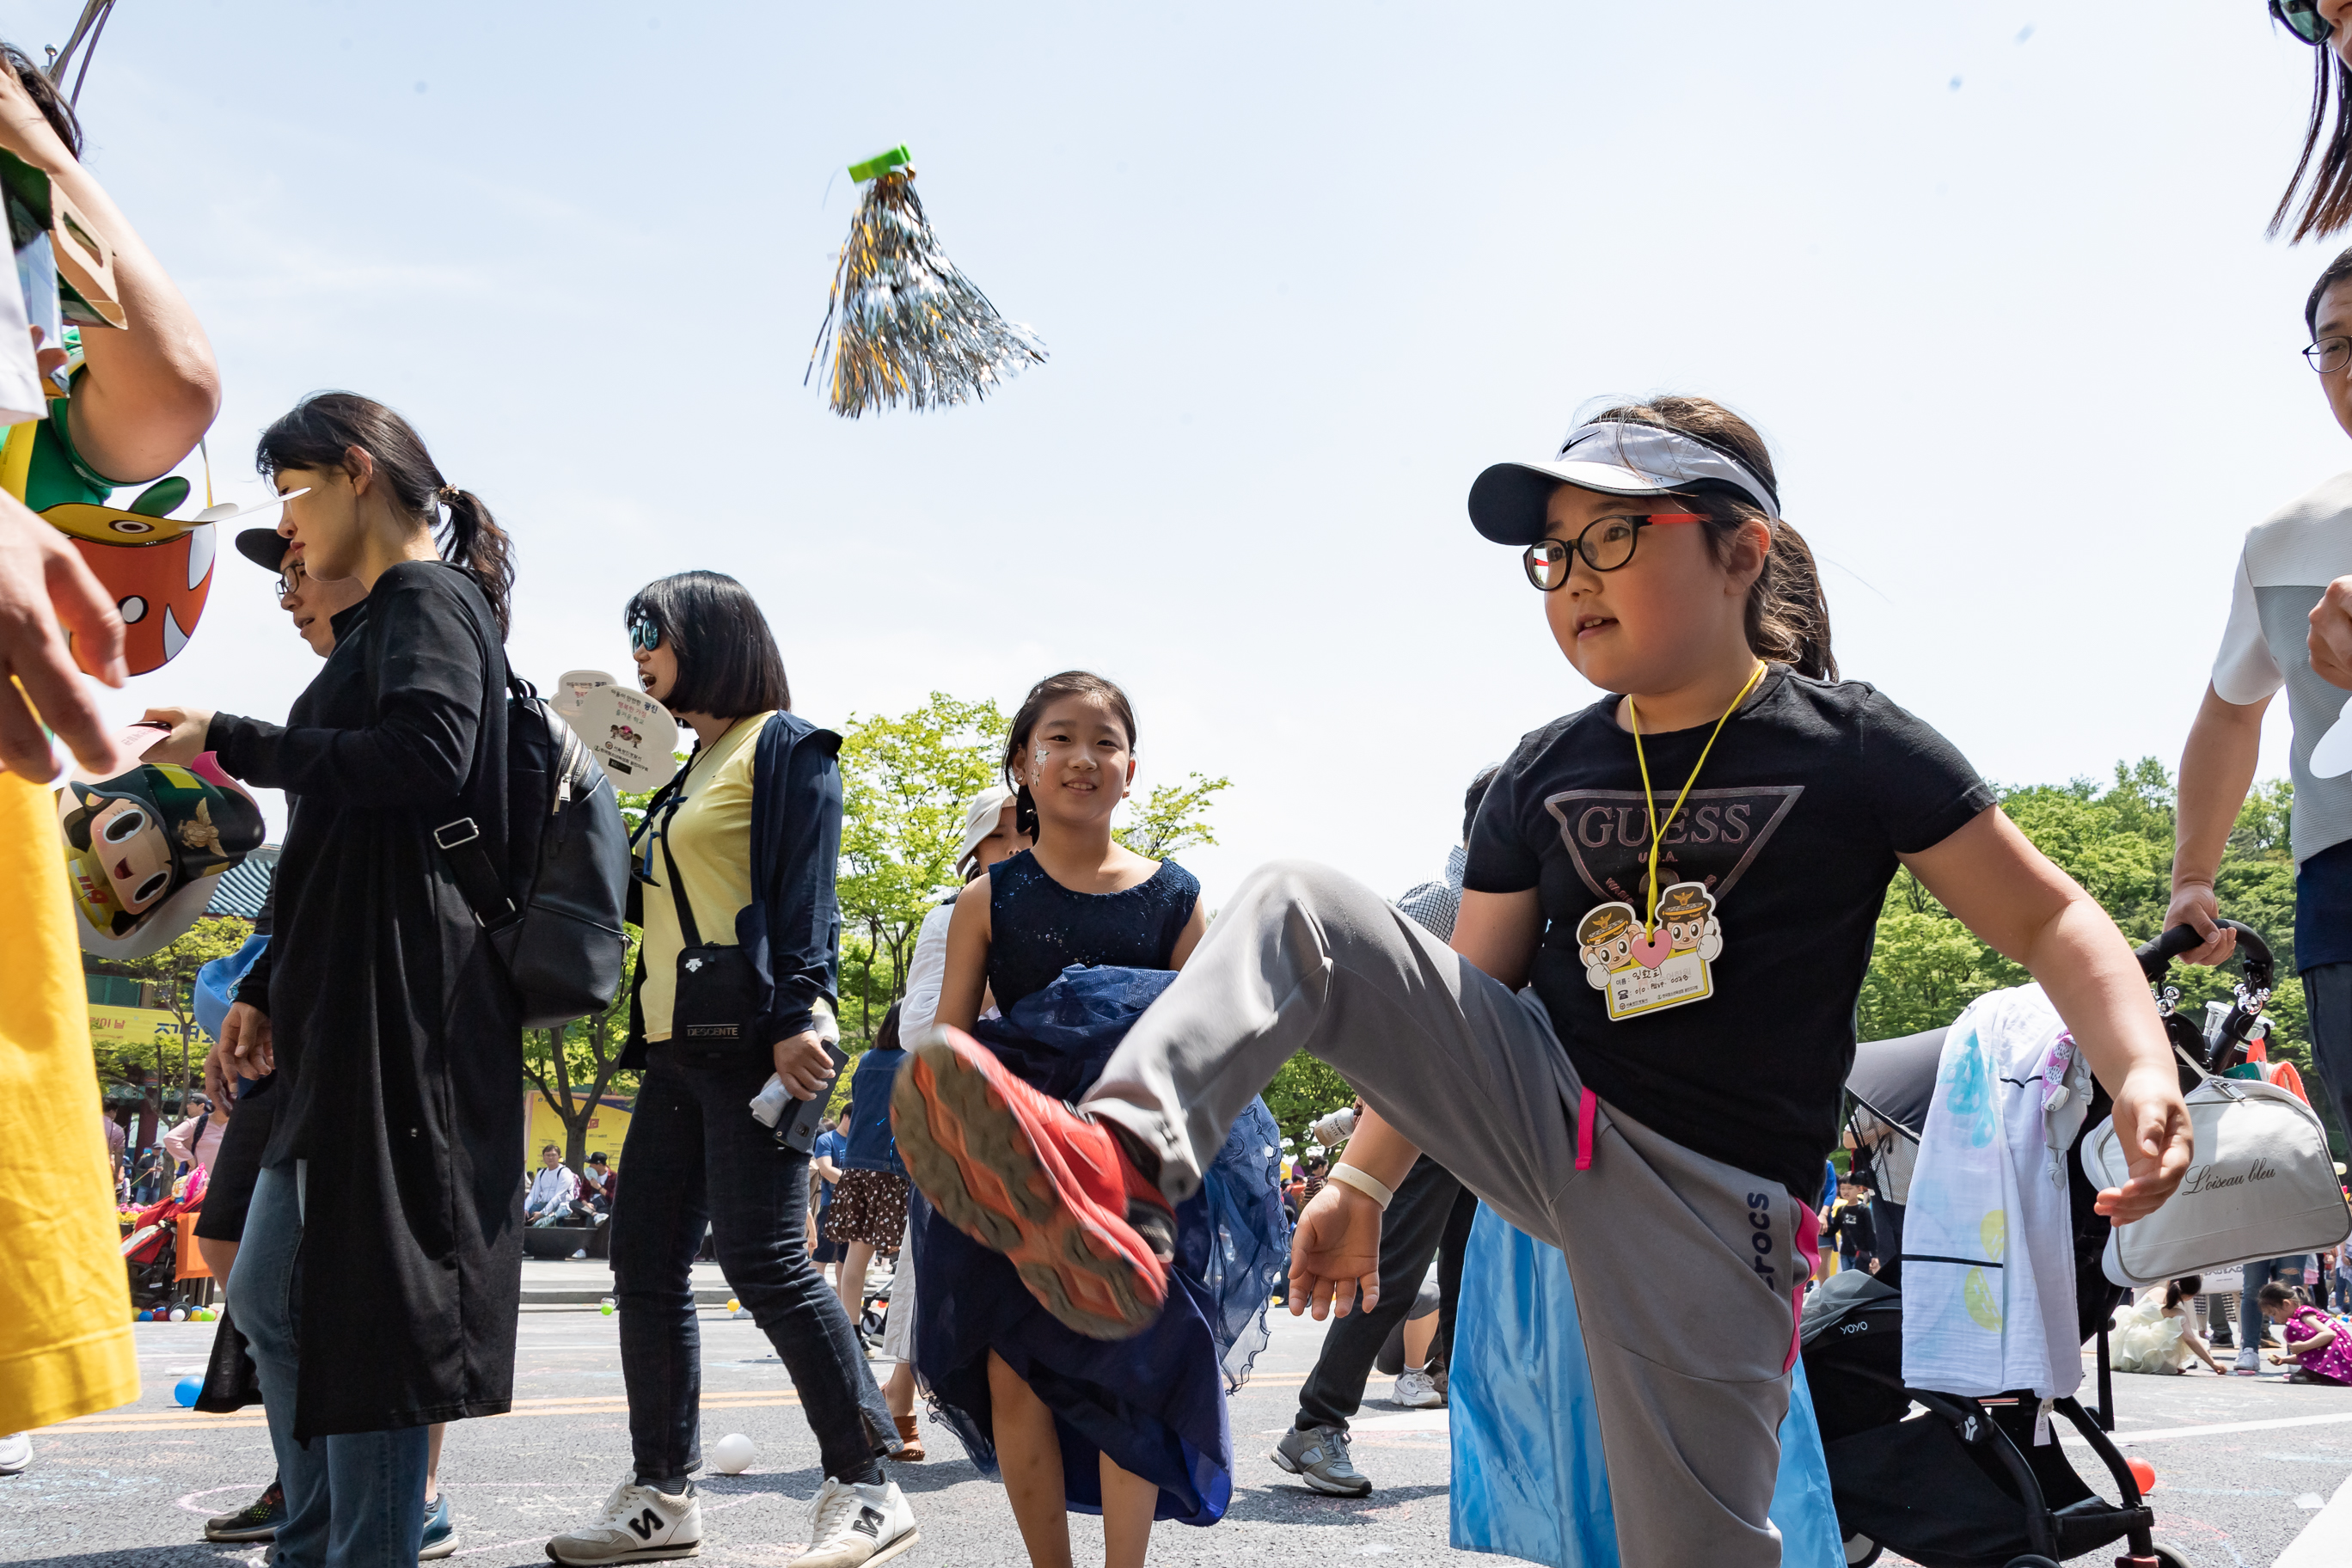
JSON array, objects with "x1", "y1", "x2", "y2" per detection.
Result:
[
  {"x1": 2164, "y1": 1275, "x2": 2203, "y2": 1311},
  {"x1": 1014, "y1": 782, "x2": 1039, "y2": 842},
  {"x1": 259, "y1": 391, "x2": 516, "y2": 635},
  {"x1": 437, "y1": 487, "x2": 515, "y2": 636}
]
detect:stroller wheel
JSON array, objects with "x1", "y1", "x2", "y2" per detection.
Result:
[
  {"x1": 1842, "y1": 1534, "x2": 1881, "y2": 1566},
  {"x1": 2150, "y1": 1546, "x2": 2196, "y2": 1568},
  {"x1": 2001, "y1": 1559, "x2": 2062, "y2": 1568}
]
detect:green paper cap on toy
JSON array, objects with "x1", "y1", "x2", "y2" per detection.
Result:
[{"x1": 61, "y1": 763, "x2": 263, "y2": 939}]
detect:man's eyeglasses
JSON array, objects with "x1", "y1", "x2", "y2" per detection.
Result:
[
  {"x1": 2275, "y1": 0, "x2": 2333, "y2": 45},
  {"x1": 629, "y1": 616, "x2": 662, "y2": 654},
  {"x1": 1522, "y1": 513, "x2": 1706, "y2": 591},
  {"x1": 2309, "y1": 335, "x2": 2352, "y2": 374},
  {"x1": 275, "y1": 561, "x2": 305, "y2": 601}
]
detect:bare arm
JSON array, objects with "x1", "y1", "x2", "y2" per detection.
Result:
[
  {"x1": 1903, "y1": 805, "x2": 2191, "y2": 1223},
  {"x1": 1167, "y1": 897, "x2": 1208, "y2": 969},
  {"x1": 934, "y1": 879, "x2": 992, "y2": 1034},
  {"x1": 0, "y1": 70, "x2": 218, "y2": 481},
  {"x1": 2165, "y1": 683, "x2": 2269, "y2": 965}
]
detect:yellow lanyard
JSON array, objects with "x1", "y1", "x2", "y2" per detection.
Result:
[{"x1": 1626, "y1": 660, "x2": 1767, "y2": 938}]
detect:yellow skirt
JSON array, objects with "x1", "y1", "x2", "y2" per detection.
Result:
[{"x1": 0, "y1": 769, "x2": 137, "y2": 1430}]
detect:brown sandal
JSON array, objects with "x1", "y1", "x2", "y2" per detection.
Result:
[{"x1": 893, "y1": 1413, "x2": 926, "y2": 1462}]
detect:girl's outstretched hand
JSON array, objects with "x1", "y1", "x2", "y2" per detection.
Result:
[
  {"x1": 1289, "y1": 1183, "x2": 1383, "y2": 1320},
  {"x1": 2093, "y1": 1064, "x2": 2193, "y2": 1226}
]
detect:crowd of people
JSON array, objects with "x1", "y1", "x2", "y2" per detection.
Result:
[{"x1": 21, "y1": 9, "x2": 2352, "y2": 1568}]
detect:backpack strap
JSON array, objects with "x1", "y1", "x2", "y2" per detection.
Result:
[{"x1": 435, "y1": 815, "x2": 518, "y2": 930}]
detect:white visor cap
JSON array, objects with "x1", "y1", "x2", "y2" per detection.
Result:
[
  {"x1": 1468, "y1": 420, "x2": 1781, "y2": 546},
  {"x1": 956, "y1": 784, "x2": 1018, "y2": 877}
]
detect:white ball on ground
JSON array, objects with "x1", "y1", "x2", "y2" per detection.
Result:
[{"x1": 709, "y1": 1432, "x2": 756, "y2": 1474}]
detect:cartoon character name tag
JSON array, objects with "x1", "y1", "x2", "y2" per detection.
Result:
[{"x1": 1577, "y1": 881, "x2": 1723, "y2": 1022}]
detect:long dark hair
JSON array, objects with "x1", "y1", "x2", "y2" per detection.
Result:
[
  {"x1": 256, "y1": 392, "x2": 515, "y2": 634},
  {"x1": 1585, "y1": 395, "x2": 1836, "y2": 682},
  {"x1": 623, "y1": 571, "x2": 789, "y2": 720},
  {"x1": 1001, "y1": 671, "x2": 1137, "y2": 842},
  {"x1": 2163, "y1": 1276, "x2": 2203, "y2": 1310},
  {"x1": 0, "y1": 44, "x2": 80, "y2": 157},
  {"x1": 2276, "y1": 39, "x2": 2352, "y2": 242}
]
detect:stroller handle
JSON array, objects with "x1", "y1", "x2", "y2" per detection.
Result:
[{"x1": 2133, "y1": 919, "x2": 2274, "y2": 983}]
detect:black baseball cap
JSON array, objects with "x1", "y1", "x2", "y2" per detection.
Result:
[{"x1": 235, "y1": 528, "x2": 287, "y2": 572}]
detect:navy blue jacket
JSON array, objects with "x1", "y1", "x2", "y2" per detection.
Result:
[
  {"x1": 842, "y1": 1042, "x2": 908, "y2": 1178},
  {"x1": 621, "y1": 709, "x2": 843, "y2": 1069}
]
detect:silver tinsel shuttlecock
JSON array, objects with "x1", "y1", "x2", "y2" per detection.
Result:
[{"x1": 806, "y1": 157, "x2": 1045, "y2": 418}]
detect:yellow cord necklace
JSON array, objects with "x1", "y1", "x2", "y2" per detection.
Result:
[{"x1": 1625, "y1": 659, "x2": 1767, "y2": 939}]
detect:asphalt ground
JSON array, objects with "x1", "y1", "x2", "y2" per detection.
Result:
[{"x1": 8, "y1": 1293, "x2": 2352, "y2": 1567}]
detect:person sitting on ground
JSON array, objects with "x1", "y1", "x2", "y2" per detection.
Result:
[
  {"x1": 2110, "y1": 1277, "x2": 2222, "y2": 1375},
  {"x1": 583, "y1": 1152, "x2": 616, "y2": 1215},
  {"x1": 526, "y1": 1144, "x2": 581, "y2": 1228},
  {"x1": 2263, "y1": 1281, "x2": 2352, "y2": 1385}
]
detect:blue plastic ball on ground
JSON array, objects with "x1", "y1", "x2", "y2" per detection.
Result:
[
  {"x1": 135, "y1": 1309, "x2": 151, "y2": 1321},
  {"x1": 173, "y1": 1375, "x2": 201, "y2": 1407}
]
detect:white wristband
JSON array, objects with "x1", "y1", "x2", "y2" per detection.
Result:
[{"x1": 1326, "y1": 1163, "x2": 1394, "y2": 1210}]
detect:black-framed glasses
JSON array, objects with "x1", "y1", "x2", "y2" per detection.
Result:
[
  {"x1": 2309, "y1": 335, "x2": 2351, "y2": 373},
  {"x1": 1522, "y1": 513, "x2": 1706, "y2": 591},
  {"x1": 2275, "y1": 0, "x2": 2333, "y2": 44},
  {"x1": 629, "y1": 616, "x2": 662, "y2": 654},
  {"x1": 275, "y1": 559, "x2": 304, "y2": 600}
]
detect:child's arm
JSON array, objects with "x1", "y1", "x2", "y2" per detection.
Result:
[
  {"x1": 1169, "y1": 898, "x2": 1209, "y2": 969},
  {"x1": 1902, "y1": 806, "x2": 2190, "y2": 1224},
  {"x1": 934, "y1": 880, "x2": 992, "y2": 1034},
  {"x1": 2178, "y1": 1316, "x2": 2223, "y2": 1373},
  {"x1": 2276, "y1": 1316, "x2": 2337, "y2": 1364}
]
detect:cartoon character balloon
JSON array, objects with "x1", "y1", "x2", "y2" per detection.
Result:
[
  {"x1": 59, "y1": 730, "x2": 264, "y2": 958},
  {"x1": 42, "y1": 475, "x2": 215, "y2": 676}
]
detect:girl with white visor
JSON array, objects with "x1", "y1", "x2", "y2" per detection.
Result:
[{"x1": 891, "y1": 395, "x2": 2194, "y2": 1565}]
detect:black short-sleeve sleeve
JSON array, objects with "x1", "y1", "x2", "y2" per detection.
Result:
[
  {"x1": 1859, "y1": 688, "x2": 1998, "y2": 855},
  {"x1": 1463, "y1": 745, "x2": 1540, "y2": 895}
]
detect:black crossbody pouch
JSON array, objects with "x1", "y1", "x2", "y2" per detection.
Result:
[{"x1": 653, "y1": 809, "x2": 764, "y2": 1046}]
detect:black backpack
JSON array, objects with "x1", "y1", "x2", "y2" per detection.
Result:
[{"x1": 435, "y1": 677, "x2": 631, "y2": 1028}]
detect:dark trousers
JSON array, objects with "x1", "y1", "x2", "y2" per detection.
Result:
[
  {"x1": 2299, "y1": 963, "x2": 2352, "y2": 1159},
  {"x1": 1295, "y1": 1155, "x2": 1479, "y2": 1433},
  {"x1": 612, "y1": 1043, "x2": 891, "y2": 1485}
]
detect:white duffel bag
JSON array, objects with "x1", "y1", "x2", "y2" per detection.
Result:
[{"x1": 2079, "y1": 1070, "x2": 2350, "y2": 1288}]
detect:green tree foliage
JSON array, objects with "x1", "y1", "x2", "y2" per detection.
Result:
[
  {"x1": 97, "y1": 916, "x2": 253, "y2": 1099},
  {"x1": 1114, "y1": 772, "x2": 1233, "y2": 861},
  {"x1": 1261, "y1": 1054, "x2": 1355, "y2": 1152},
  {"x1": 836, "y1": 694, "x2": 1008, "y2": 1041}
]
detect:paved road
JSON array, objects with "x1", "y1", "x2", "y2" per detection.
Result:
[{"x1": 8, "y1": 1296, "x2": 2352, "y2": 1566}]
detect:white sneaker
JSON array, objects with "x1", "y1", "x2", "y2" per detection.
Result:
[
  {"x1": 790, "y1": 1476, "x2": 917, "y2": 1568},
  {"x1": 545, "y1": 1479, "x2": 701, "y2": 1564},
  {"x1": 2235, "y1": 1344, "x2": 2262, "y2": 1375},
  {"x1": 0, "y1": 1433, "x2": 27, "y2": 1474},
  {"x1": 1392, "y1": 1369, "x2": 1445, "y2": 1409}
]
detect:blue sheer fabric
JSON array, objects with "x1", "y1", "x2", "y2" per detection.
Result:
[
  {"x1": 194, "y1": 933, "x2": 267, "y2": 1042},
  {"x1": 915, "y1": 965, "x2": 1286, "y2": 1524},
  {"x1": 1449, "y1": 1207, "x2": 1843, "y2": 1568}
]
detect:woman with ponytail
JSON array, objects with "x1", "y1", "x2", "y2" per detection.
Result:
[
  {"x1": 894, "y1": 395, "x2": 2191, "y2": 1566},
  {"x1": 141, "y1": 392, "x2": 523, "y2": 1564}
]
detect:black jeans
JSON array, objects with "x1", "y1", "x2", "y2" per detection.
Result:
[
  {"x1": 1295, "y1": 1155, "x2": 1479, "y2": 1433},
  {"x1": 612, "y1": 1043, "x2": 891, "y2": 1484},
  {"x1": 2299, "y1": 963, "x2": 2352, "y2": 1158}
]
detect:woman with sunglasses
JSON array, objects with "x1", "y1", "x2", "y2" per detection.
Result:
[
  {"x1": 2268, "y1": 0, "x2": 2352, "y2": 239},
  {"x1": 892, "y1": 394, "x2": 2190, "y2": 1565},
  {"x1": 548, "y1": 571, "x2": 916, "y2": 1568}
]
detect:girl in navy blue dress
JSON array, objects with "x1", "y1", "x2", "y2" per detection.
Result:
[{"x1": 898, "y1": 670, "x2": 1284, "y2": 1568}]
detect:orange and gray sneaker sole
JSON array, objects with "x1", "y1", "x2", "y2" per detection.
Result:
[{"x1": 892, "y1": 1032, "x2": 1167, "y2": 1341}]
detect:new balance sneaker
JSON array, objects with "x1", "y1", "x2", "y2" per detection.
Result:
[
  {"x1": 0, "y1": 1434, "x2": 27, "y2": 1476},
  {"x1": 1392, "y1": 1368, "x2": 1445, "y2": 1409},
  {"x1": 419, "y1": 1491, "x2": 456, "y2": 1560},
  {"x1": 790, "y1": 1476, "x2": 917, "y2": 1568},
  {"x1": 1272, "y1": 1424, "x2": 1373, "y2": 1497},
  {"x1": 545, "y1": 1479, "x2": 701, "y2": 1564},
  {"x1": 892, "y1": 1027, "x2": 1173, "y2": 1340},
  {"x1": 205, "y1": 1479, "x2": 285, "y2": 1541}
]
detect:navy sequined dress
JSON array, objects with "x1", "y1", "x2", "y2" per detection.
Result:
[{"x1": 914, "y1": 851, "x2": 1289, "y2": 1525}]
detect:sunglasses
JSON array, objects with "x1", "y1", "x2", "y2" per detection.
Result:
[
  {"x1": 629, "y1": 616, "x2": 663, "y2": 654},
  {"x1": 1522, "y1": 513, "x2": 1706, "y2": 591},
  {"x1": 2275, "y1": 0, "x2": 2333, "y2": 44}
]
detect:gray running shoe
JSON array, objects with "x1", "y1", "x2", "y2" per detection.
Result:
[
  {"x1": 545, "y1": 1478, "x2": 701, "y2": 1564},
  {"x1": 1272, "y1": 1424, "x2": 1372, "y2": 1497},
  {"x1": 205, "y1": 1479, "x2": 285, "y2": 1541}
]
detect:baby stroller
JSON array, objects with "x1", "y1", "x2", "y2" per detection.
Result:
[
  {"x1": 1802, "y1": 919, "x2": 2276, "y2": 1568},
  {"x1": 121, "y1": 1166, "x2": 207, "y2": 1314}
]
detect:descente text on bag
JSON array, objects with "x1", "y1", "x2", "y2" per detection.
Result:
[
  {"x1": 2079, "y1": 1070, "x2": 2351, "y2": 1288},
  {"x1": 436, "y1": 677, "x2": 631, "y2": 1029}
]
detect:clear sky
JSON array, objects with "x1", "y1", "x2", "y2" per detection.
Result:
[{"x1": 23, "y1": 0, "x2": 2341, "y2": 905}]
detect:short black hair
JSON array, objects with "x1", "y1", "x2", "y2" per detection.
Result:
[
  {"x1": 2310, "y1": 245, "x2": 2352, "y2": 336},
  {"x1": 625, "y1": 571, "x2": 790, "y2": 720},
  {"x1": 1463, "y1": 764, "x2": 1502, "y2": 843},
  {"x1": 590, "y1": 1152, "x2": 607, "y2": 1163}
]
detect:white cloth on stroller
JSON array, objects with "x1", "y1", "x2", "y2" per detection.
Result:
[
  {"x1": 2108, "y1": 1293, "x2": 2193, "y2": 1375},
  {"x1": 1900, "y1": 984, "x2": 2092, "y2": 1400}
]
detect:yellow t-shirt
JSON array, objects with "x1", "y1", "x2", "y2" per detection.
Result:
[
  {"x1": 0, "y1": 769, "x2": 138, "y2": 1430},
  {"x1": 640, "y1": 713, "x2": 773, "y2": 1043}
]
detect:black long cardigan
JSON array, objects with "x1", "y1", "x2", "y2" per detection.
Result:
[{"x1": 209, "y1": 560, "x2": 522, "y2": 1440}]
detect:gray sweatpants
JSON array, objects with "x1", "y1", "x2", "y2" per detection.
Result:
[{"x1": 1086, "y1": 860, "x2": 1811, "y2": 1566}]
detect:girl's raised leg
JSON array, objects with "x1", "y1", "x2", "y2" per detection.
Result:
[
  {"x1": 1098, "y1": 1454, "x2": 1156, "y2": 1568},
  {"x1": 987, "y1": 1351, "x2": 1074, "y2": 1568}
]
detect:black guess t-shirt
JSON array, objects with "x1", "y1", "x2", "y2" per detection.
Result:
[{"x1": 1465, "y1": 665, "x2": 1995, "y2": 1195}]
